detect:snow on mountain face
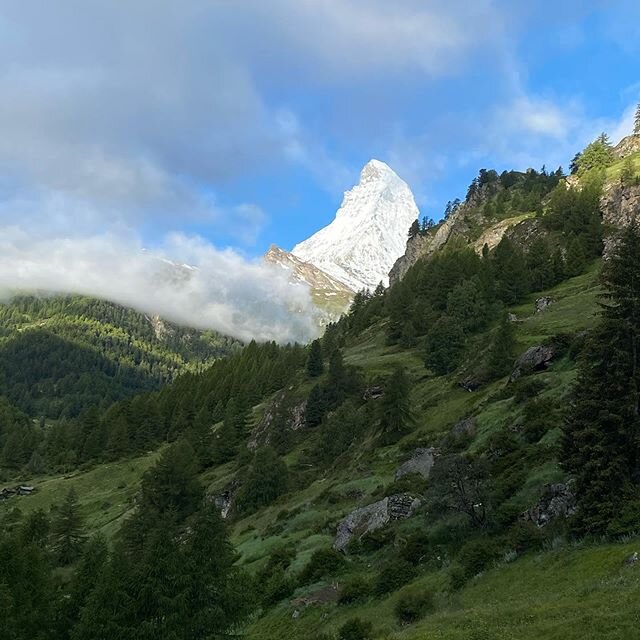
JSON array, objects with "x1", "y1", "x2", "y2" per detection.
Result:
[{"x1": 292, "y1": 159, "x2": 420, "y2": 291}]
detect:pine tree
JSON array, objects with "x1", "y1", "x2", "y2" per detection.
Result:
[
  {"x1": 52, "y1": 489, "x2": 85, "y2": 565},
  {"x1": 562, "y1": 220, "x2": 640, "y2": 535},
  {"x1": 526, "y1": 237, "x2": 554, "y2": 291},
  {"x1": 379, "y1": 368, "x2": 414, "y2": 444},
  {"x1": 565, "y1": 237, "x2": 587, "y2": 277},
  {"x1": 408, "y1": 219, "x2": 420, "y2": 239},
  {"x1": 635, "y1": 103, "x2": 640, "y2": 135},
  {"x1": 306, "y1": 339, "x2": 324, "y2": 377},
  {"x1": 305, "y1": 384, "x2": 327, "y2": 427},
  {"x1": 620, "y1": 156, "x2": 636, "y2": 186},
  {"x1": 236, "y1": 447, "x2": 288, "y2": 514},
  {"x1": 487, "y1": 313, "x2": 516, "y2": 379},
  {"x1": 425, "y1": 315, "x2": 466, "y2": 375}
]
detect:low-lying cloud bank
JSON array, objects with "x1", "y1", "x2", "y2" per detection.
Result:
[{"x1": 0, "y1": 228, "x2": 319, "y2": 344}]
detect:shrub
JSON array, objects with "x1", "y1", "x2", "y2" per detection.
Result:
[
  {"x1": 394, "y1": 588, "x2": 434, "y2": 624},
  {"x1": 374, "y1": 559, "x2": 417, "y2": 595},
  {"x1": 261, "y1": 566, "x2": 296, "y2": 606},
  {"x1": 457, "y1": 538, "x2": 502, "y2": 579},
  {"x1": 384, "y1": 473, "x2": 428, "y2": 497},
  {"x1": 507, "y1": 521, "x2": 546, "y2": 554},
  {"x1": 399, "y1": 531, "x2": 431, "y2": 564},
  {"x1": 299, "y1": 548, "x2": 345, "y2": 584},
  {"x1": 449, "y1": 562, "x2": 467, "y2": 591},
  {"x1": 338, "y1": 576, "x2": 372, "y2": 604},
  {"x1": 338, "y1": 618, "x2": 373, "y2": 640}
]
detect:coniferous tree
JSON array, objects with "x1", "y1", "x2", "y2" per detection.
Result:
[
  {"x1": 425, "y1": 315, "x2": 466, "y2": 375},
  {"x1": 408, "y1": 219, "x2": 420, "y2": 239},
  {"x1": 305, "y1": 384, "x2": 327, "y2": 427},
  {"x1": 52, "y1": 489, "x2": 85, "y2": 565},
  {"x1": 236, "y1": 447, "x2": 288, "y2": 514},
  {"x1": 635, "y1": 103, "x2": 640, "y2": 135},
  {"x1": 379, "y1": 368, "x2": 414, "y2": 444},
  {"x1": 306, "y1": 339, "x2": 324, "y2": 377},
  {"x1": 565, "y1": 236, "x2": 587, "y2": 277},
  {"x1": 562, "y1": 220, "x2": 640, "y2": 535},
  {"x1": 487, "y1": 313, "x2": 516, "y2": 379}
]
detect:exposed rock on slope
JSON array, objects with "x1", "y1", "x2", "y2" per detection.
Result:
[
  {"x1": 293, "y1": 160, "x2": 420, "y2": 291},
  {"x1": 614, "y1": 134, "x2": 640, "y2": 159},
  {"x1": 334, "y1": 493, "x2": 421, "y2": 552},
  {"x1": 264, "y1": 245, "x2": 354, "y2": 320}
]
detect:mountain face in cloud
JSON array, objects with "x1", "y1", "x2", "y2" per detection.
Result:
[
  {"x1": 0, "y1": 230, "x2": 319, "y2": 344},
  {"x1": 292, "y1": 159, "x2": 420, "y2": 291}
]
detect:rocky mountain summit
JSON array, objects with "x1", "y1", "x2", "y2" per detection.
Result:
[{"x1": 292, "y1": 159, "x2": 419, "y2": 292}]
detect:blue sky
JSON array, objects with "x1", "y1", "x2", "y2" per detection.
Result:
[
  {"x1": 0, "y1": 1, "x2": 639, "y2": 259},
  {"x1": 1, "y1": 1, "x2": 640, "y2": 342}
]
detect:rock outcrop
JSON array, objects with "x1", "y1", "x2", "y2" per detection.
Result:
[
  {"x1": 535, "y1": 297, "x2": 554, "y2": 313},
  {"x1": 510, "y1": 345, "x2": 555, "y2": 381},
  {"x1": 249, "y1": 393, "x2": 306, "y2": 450},
  {"x1": 614, "y1": 134, "x2": 640, "y2": 159},
  {"x1": 522, "y1": 482, "x2": 576, "y2": 527},
  {"x1": 395, "y1": 448, "x2": 435, "y2": 480},
  {"x1": 334, "y1": 493, "x2": 421, "y2": 551},
  {"x1": 601, "y1": 182, "x2": 640, "y2": 228}
]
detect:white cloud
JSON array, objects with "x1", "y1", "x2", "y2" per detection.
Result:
[{"x1": 0, "y1": 226, "x2": 318, "y2": 344}]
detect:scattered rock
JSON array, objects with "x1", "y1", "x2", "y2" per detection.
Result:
[
  {"x1": 212, "y1": 479, "x2": 240, "y2": 519},
  {"x1": 510, "y1": 345, "x2": 555, "y2": 381},
  {"x1": 249, "y1": 392, "x2": 306, "y2": 449},
  {"x1": 521, "y1": 482, "x2": 576, "y2": 527},
  {"x1": 291, "y1": 584, "x2": 339, "y2": 608},
  {"x1": 333, "y1": 493, "x2": 421, "y2": 552},
  {"x1": 535, "y1": 297, "x2": 554, "y2": 313},
  {"x1": 363, "y1": 385, "x2": 384, "y2": 401},
  {"x1": 459, "y1": 377, "x2": 481, "y2": 392},
  {"x1": 292, "y1": 609, "x2": 301, "y2": 619},
  {"x1": 451, "y1": 417, "x2": 477, "y2": 439},
  {"x1": 395, "y1": 448, "x2": 435, "y2": 481},
  {"x1": 508, "y1": 313, "x2": 519, "y2": 323},
  {"x1": 624, "y1": 552, "x2": 638, "y2": 566}
]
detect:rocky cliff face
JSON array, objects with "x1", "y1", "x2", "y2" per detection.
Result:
[
  {"x1": 601, "y1": 182, "x2": 640, "y2": 228},
  {"x1": 614, "y1": 134, "x2": 640, "y2": 159},
  {"x1": 293, "y1": 159, "x2": 420, "y2": 291},
  {"x1": 263, "y1": 245, "x2": 354, "y2": 320}
]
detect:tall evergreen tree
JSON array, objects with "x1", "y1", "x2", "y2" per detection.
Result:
[
  {"x1": 487, "y1": 313, "x2": 516, "y2": 379},
  {"x1": 562, "y1": 220, "x2": 640, "y2": 535},
  {"x1": 379, "y1": 368, "x2": 414, "y2": 444},
  {"x1": 306, "y1": 339, "x2": 324, "y2": 377},
  {"x1": 635, "y1": 103, "x2": 640, "y2": 135},
  {"x1": 52, "y1": 489, "x2": 85, "y2": 565}
]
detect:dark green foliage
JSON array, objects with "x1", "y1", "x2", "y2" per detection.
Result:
[
  {"x1": 236, "y1": 447, "x2": 289, "y2": 515},
  {"x1": 307, "y1": 339, "x2": 324, "y2": 377},
  {"x1": 399, "y1": 531, "x2": 431, "y2": 564},
  {"x1": 492, "y1": 237, "x2": 529, "y2": 304},
  {"x1": 338, "y1": 618, "x2": 373, "y2": 640},
  {"x1": 394, "y1": 588, "x2": 434, "y2": 624},
  {"x1": 338, "y1": 576, "x2": 372, "y2": 604},
  {"x1": 446, "y1": 278, "x2": 489, "y2": 332},
  {"x1": 299, "y1": 547, "x2": 346, "y2": 584},
  {"x1": 425, "y1": 315, "x2": 466, "y2": 375},
  {"x1": 457, "y1": 537, "x2": 503, "y2": 579},
  {"x1": 379, "y1": 368, "x2": 414, "y2": 443},
  {"x1": 306, "y1": 384, "x2": 327, "y2": 427},
  {"x1": 315, "y1": 401, "x2": 366, "y2": 466},
  {"x1": 487, "y1": 313, "x2": 516, "y2": 379},
  {"x1": 374, "y1": 559, "x2": 417, "y2": 595},
  {"x1": 52, "y1": 489, "x2": 85, "y2": 565},
  {"x1": 562, "y1": 221, "x2": 640, "y2": 535},
  {"x1": 429, "y1": 454, "x2": 491, "y2": 528},
  {"x1": 526, "y1": 236, "x2": 555, "y2": 290},
  {"x1": 0, "y1": 532, "x2": 53, "y2": 640},
  {"x1": 0, "y1": 295, "x2": 239, "y2": 419},
  {"x1": 408, "y1": 219, "x2": 420, "y2": 239},
  {"x1": 574, "y1": 134, "x2": 614, "y2": 175}
]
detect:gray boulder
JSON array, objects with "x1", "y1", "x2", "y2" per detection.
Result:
[
  {"x1": 510, "y1": 345, "x2": 555, "y2": 381},
  {"x1": 535, "y1": 297, "x2": 554, "y2": 313},
  {"x1": 395, "y1": 448, "x2": 435, "y2": 481},
  {"x1": 333, "y1": 493, "x2": 421, "y2": 552},
  {"x1": 522, "y1": 482, "x2": 576, "y2": 527}
]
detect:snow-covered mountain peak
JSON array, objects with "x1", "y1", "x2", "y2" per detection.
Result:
[{"x1": 292, "y1": 160, "x2": 419, "y2": 291}]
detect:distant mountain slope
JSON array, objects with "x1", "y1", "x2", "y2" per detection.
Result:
[
  {"x1": 0, "y1": 295, "x2": 240, "y2": 418},
  {"x1": 292, "y1": 159, "x2": 419, "y2": 291},
  {"x1": 264, "y1": 245, "x2": 354, "y2": 321}
]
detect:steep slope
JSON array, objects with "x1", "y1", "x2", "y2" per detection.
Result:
[
  {"x1": 292, "y1": 159, "x2": 419, "y2": 291},
  {"x1": 0, "y1": 295, "x2": 239, "y2": 417},
  {"x1": 264, "y1": 246, "x2": 354, "y2": 320}
]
